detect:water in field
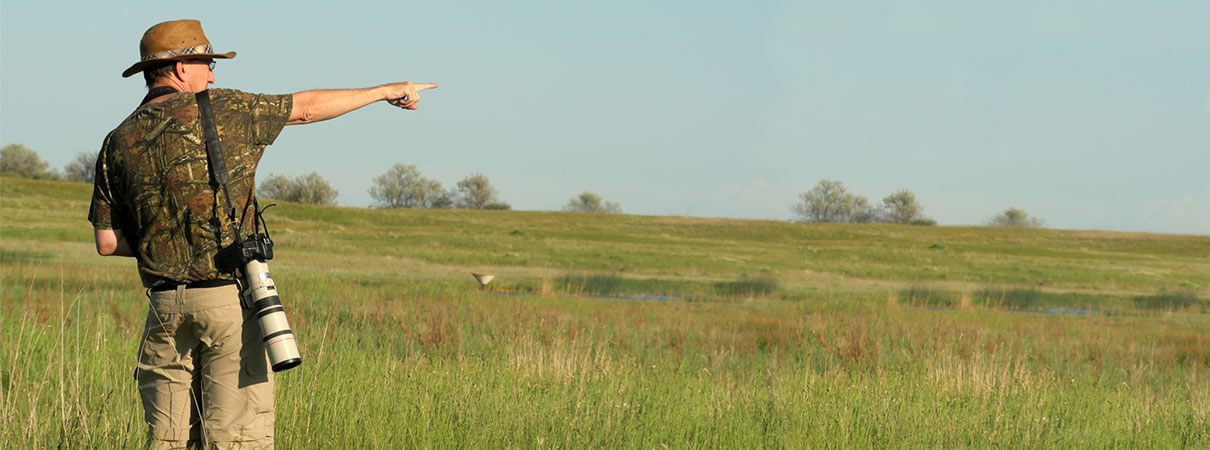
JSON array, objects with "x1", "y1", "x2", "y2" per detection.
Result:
[
  {"x1": 483, "y1": 291, "x2": 681, "y2": 301},
  {"x1": 1013, "y1": 308, "x2": 1104, "y2": 316},
  {"x1": 909, "y1": 306, "x2": 1105, "y2": 316}
]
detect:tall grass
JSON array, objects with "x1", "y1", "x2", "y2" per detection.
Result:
[
  {"x1": 977, "y1": 287, "x2": 1043, "y2": 309},
  {"x1": 556, "y1": 273, "x2": 624, "y2": 296},
  {"x1": 5, "y1": 269, "x2": 1208, "y2": 447},
  {"x1": 898, "y1": 286, "x2": 959, "y2": 307},
  {"x1": 3, "y1": 176, "x2": 1209, "y2": 447}
]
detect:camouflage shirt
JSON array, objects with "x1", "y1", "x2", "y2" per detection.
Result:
[{"x1": 88, "y1": 89, "x2": 292, "y2": 288}]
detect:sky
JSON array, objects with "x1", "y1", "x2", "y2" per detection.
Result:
[{"x1": 2, "y1": 0, "x2": 1208, "y2": 234}]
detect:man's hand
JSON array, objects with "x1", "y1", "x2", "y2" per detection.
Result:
[
  {"x1": 289, "y1": 81, "x2": 439, "y2": 125},
  {"x1": 383, "y1": 82, "x2": 438, "y2": 110}
]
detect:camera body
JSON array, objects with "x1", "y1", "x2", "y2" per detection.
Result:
[{"x1": 217, "y1": 233, "x2": 274, "y2": 271}]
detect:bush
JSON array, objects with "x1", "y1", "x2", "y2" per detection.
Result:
[
  {"x1": 715, "y1": 277, "x2": 779, "y2": 297},
  {"x1": 258, "y1": 172, "x2": 339, "y2": 205},
  {"x1": 881, "y1": 189, "x2": 933, "y2": 224},
  {"x1": 564, "y1": 192, "x2": 621, "y2": 213},
  {"x1": 987, "y1": 207, "x2": 1044, "y2": 228},
  {"x1": 64, "y1": 152, "x2": 97, "y2": 183},
  {"x1": 454, "y1": 173, "x2": 510, "y2": 210},
  {"x1": 1, "y1": 144, "x2": 60, "y2": 180},
  {"x1": 368, "y1": 163, "x2": 449, "y2": 208},
  {"x1": 792, "y1": 179, "x2": 875, "y2": 223}
]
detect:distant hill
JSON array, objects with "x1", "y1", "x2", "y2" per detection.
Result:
[{"x1": 3, "y1": 175, "x2": 1207, "y2": 309}]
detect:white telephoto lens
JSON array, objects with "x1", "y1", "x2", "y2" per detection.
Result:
[{"x1": 243, "y1": 260, "x2": 302, "y2": 372}]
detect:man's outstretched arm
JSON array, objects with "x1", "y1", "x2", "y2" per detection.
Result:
[{"x1": 288, "y1": 82, "x2": 438, "y2": 125}]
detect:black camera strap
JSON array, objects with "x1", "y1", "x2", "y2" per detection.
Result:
[
  {"x1": 140, "y1": 86, "x2": 179, "y2": 107},
  {"x1": 195, "y1": 90, "x2": 244, "y2": 245}
]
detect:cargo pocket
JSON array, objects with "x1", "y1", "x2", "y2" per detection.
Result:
[
  {"x1": 240, "y1": 355, "x2": 275, "y2": 441},
  {"x1": 240, "y1": 306, "x2": 274, "y2": 418},
  {"x1": 241, "y1": 361, "x2": 274, "y2": 409}
]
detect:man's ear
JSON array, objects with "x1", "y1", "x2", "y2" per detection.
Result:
[{"x1": 172, "y1": 60, "x2": 189, "y2": 81}]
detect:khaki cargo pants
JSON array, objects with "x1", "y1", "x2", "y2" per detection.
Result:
[{"x1": 137, "y1": 284, "x2": 274, "y2": 449}]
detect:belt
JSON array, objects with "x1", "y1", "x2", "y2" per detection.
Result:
[{"x1": 150, "y1": 279, "x2": 237, "y2": 292}]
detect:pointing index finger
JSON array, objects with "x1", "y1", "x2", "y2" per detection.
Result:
[{"x1": 414, "y1": 83, "x2": 438, "y2": 91}]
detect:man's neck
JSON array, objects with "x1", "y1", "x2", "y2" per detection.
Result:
[{"x1": 147, "y1": 79, "x2": 193, "y2": 104}]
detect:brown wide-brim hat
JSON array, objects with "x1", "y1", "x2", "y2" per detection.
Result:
[{"x1": 122, "y1": 19, "x2": 236, "y2": 78}]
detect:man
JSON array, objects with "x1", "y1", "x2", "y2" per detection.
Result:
[{"x1": 89, "y1": 19, "x2": 436, "y2": 448}]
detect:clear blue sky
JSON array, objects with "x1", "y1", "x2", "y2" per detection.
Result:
[{"x1": 3, "y1": 1, "x2": 1207, "y2": 234}]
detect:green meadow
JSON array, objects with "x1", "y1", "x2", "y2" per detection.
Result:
[{"x1": 2, "y1": 176, "x2": 1208, "y2": 448}]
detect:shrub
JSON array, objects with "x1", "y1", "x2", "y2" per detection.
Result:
[
  {"x1": 792, "y1": 179, "x2": 874, "y2": 223},
  {"x1": 987, "y1": 207, "x2": 1044, "y2": 228},
  {"x1": 564, "y1": 192, "x2": 621, "y2": 213},
  {"x1": 1, "y1": 144, "x2": 60, "y2": 180},
  {"x1": 454, "y1": 173, "x2": 509, "y2": 210},
  {"x1": 258, "y1": 172, "x2": 339, "y2": 205},
  {"x1": 64, "y1": 152, "x2": 97, "y2": 183},
  {"x1": 881, "y1": 189, "x2": 933, "y2": 224},
  {"x1": 368, "y1": 163, "x2": 449, "y2": 208}
]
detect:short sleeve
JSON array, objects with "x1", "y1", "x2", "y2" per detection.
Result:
[
  {"x1": 87, "y1": 146, "x2": 115, "y2": 229},
  {"x1": 248, "y1": 93, "x2": 292, "y2": 146}
]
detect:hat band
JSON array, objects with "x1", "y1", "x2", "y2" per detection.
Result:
[{"x1": 141, "y1": 44, "x2": 214, "y2": 62}]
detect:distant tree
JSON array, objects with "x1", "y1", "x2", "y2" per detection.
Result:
[
  {"x1": 564, "y1": 191, "x2": 621, "y2": 213},
  {"x1": 63, "y1": 151, "x2": 98, "y2": 183},
  {"x1": 792, "y1": 179, "x2": 874, "y2": 223},
  {"x1": 258, "y1": 172, "x2": 339, "y2": 205},
  {"x1": 454, "y1": 173, "x2": 510, "y2": 210},
  {"x1": 881, "y1": 189, "x2": 933, "y2": 225},
  {"x1": 1, "y1": 144, "x2": 60, "y2": 180},
  {"x1": 849, "y1": 197, "x2": 878, "y2": 223},
  {"x1": 258, "y1": 175, "x2": 294, "y2": 201},
  {"x1": 429, "y1": 191, "x2": 455, "y2": 209},
  {"x1": 483, "y1": 201, "x2": 511, "y2": 210},
  {"x1": 987, "y1": 207, "x2": 1044, "y2": 228},
  {"x1": 368, "y1": 163, "x2": 450, "y2": 208}
]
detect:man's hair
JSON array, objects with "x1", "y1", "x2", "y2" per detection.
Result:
[{"x1": 143, "y1": 62, "x2": 176, "y2": 88}]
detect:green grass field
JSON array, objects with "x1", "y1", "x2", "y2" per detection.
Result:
[{"x1": 2, "y1": 176, "x2": 1208, "y2": 448}]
